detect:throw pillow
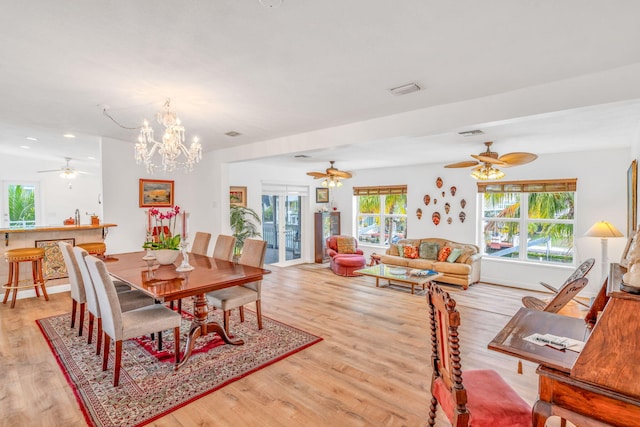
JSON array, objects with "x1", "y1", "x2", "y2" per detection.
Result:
[
  {"x1": 419, "y1": 242, "x2": 440, "y2": 260},
  {"x1": 457, "y1": 248, "x2": 474, "y2": 264},
  {"x1": 404, "y1": 245, "x2": 419, "y2": 259},
  {"x1": 336, "y1": 236, "x2": 356, "y2": 254},
  {"x1": 397, "y1": 244, "x2": 406, "y2": 257},
  {"x1": 437, "y1": 246, "x2": 452, "y2": 262},
  {"x1": 446, "y1": 248, "x2": 463, "y2": 263},
  {"x1": 388, "y1": 243, "x2": 400, "y2": 256}
]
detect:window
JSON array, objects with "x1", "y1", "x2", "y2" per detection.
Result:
[
  {"x1": 354, "y1": 185, "x2": 407, "y2": 245},
  {"x1": 3, "y1": 182, "x2": 39, "y2": 228},
  {"x1": 478, "y1": 179, "x2": 576, "y2": 265}
]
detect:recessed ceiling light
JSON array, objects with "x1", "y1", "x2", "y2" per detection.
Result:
[
  {"x1": 63, "y1": 133, "x2": 76, "y2": 138},
  {"x1": 20, "y1": 145, "x2": 30, "y2": 149},
  {"x1": 225, "y1": 131, "x2": 241, "y2": 137},
  {"x1": 25, "y1": 136, "x2": 38, "y2": 141},
  {"x1": 458, "y1": 129, "x2": 484, "y2": 137},
  {"x1": 389, "y1": 82, "x2": 421, "y2": 96}
]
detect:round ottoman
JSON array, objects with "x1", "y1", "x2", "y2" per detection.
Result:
[{"x1": 331, "y1": 254, "x2": 366, "y2": 277}]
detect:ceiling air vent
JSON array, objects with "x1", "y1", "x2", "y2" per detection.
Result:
[
  {"x1": 458, "y1": 129, "x2": 484, "y2": 137},
  {"x1": 225, "y1": 131, "x2": 241, "y2": 137},
  {"x1": 389, "y1": 82, "x2": 421, "y2": 96}
]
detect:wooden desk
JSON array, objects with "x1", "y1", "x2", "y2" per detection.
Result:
[
  {"x1": 489, "y1": 304, "x2": 640, "y2": 426},
  {"x1": 107, "y1": 251, "x2": 270, "y2": 369}
]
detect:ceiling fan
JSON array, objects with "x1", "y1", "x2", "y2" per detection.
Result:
[
  {"x1": 444, "y1": 141, "x2": 538, "y2": 180},
  {"x1": 306, "y1": 160, "x2": 352, "y2": 187},
  {"x1": 37, "y1": 157, "x2": 88, "y2": 187}
]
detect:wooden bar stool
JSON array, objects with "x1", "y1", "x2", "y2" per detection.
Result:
[
  {"x1": 77, "y1": 242, "x2": 106, "y2": 258},
  {"x1": 3, "y1": 247, "x2": 48, "y2": 308}
]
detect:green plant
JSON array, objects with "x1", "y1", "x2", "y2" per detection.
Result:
[
  {"x1": 142, "y1": 206, "x2": 182, "y2": 250},
  {"x1": 230, "y1": 199, "x2": 261, "y2": 255}
]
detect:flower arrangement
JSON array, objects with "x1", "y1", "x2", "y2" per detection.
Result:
[{"x1": 143, "y1": 205, "x2": 182, "y2": 250}]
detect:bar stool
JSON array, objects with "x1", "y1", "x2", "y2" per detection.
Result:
[
  {"x1": 77, "y1": 242, "x2": 106, "y2": 258},
  {"x1": 3, "y1": 247, "x2": 48, "y2": 308}
]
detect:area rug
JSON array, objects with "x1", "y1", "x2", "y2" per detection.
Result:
[{"x1": 37, "y1": 305, "x2": 322, "y2": 427}]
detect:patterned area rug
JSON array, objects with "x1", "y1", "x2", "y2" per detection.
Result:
[{"x1": 37, "y1": 305, "x2": 322, "y2": 427}]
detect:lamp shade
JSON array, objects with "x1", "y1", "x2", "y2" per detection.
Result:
[{"x1": 584, "y1": 221, "x2": 624, "y2": 238}]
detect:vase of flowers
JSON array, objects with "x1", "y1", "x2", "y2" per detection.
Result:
[{"x1": 143, "y1": 206, "x2": 182, "y2": 264}]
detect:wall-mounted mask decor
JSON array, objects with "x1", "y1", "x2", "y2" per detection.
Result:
[
  {"x1": 447, "y1": 217, "x2": 452, "y2": 224},
  {"x1": 436, "y1": 177, "x2": 443, "y2": 188},
  {"x1": 450, "y1": 186, "x2": 457, "y2": 196},
  {"x1": 432, "y1": 211, "x2": 441, "y2": 225},
  {"x1": 416, "y1": 208, "x2": 422, "y2": 219},
  {"x1": 460, "y1": 199, "x2": 466, "y2": 209},
  {"x1": 423, "y1": 194, "x2": 431, "y2": 206},
  {"x1": 444, "y1": 202, "x2": 450, "y2": 214},
  {"x1": 433, "y1": 198, "x2": 437, "y2": 205},
  {"x1": 459, "y1": 211, "x2": 466, "y2": 223},
  {"x1": 441, "y1": 191, "x2": 445, "y2": 197}
]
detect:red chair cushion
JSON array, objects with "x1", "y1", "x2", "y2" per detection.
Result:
[{"x1": 433, "y1": 369, "x2": 531, "y2": 427}]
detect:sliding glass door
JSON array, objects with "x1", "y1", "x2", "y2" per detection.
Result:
[{"x1": 261, "y1": 184, "x2": 307, "y2": 266}]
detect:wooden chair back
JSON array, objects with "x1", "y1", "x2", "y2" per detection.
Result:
[
  {"x1": 191, "y1": 232, "x2": 212, "y2": 256},
  {"x1": 543, "y1": 277, "x2": 589, "y2": 313},
  {"x1": 564, "y1": 258, "x2": 595, "y2": 285},
  {"x1": 428, "y1": 283, "x2": 470, "y2": 425},
  {"x1": 213, "y1": 234, "x2": 236, "y2": 261}
]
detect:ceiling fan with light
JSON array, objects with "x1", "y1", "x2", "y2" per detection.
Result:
[
  {"x1": 37, "y1": 157, "x2": 88, "y2": 187},
  {"x1": 444, "y1": 141, "x2": 538, "y2": 180},
  {"x1": 306, "y1": 160, "x2": 352, "y2": 187}
]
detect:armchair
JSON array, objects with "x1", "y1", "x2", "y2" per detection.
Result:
[{"x1": 326, "y1": 235, "x2": 366, "y2": 276}]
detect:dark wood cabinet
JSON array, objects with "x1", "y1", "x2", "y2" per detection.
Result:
[{"x1": 314, "y1": 211, "x2": 340, "y2": 263}]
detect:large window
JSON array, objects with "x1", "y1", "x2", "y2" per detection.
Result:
[
  {"x1": 354, "y1": 185, "x2": 407, "y2": 245},
  {"x1": 3, "y1": 182, "x2": 38, "y2": 228},
  {"x1": 478, "y1": 179, "x2": 576, "y2": 265}
]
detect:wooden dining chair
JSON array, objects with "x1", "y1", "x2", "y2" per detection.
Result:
[
  {"x1": 206, "y1": 238, "x2": 266, "y2": 335},
  {"x1": 212, "y1": 234, "x2": 236, "y2": 261},
  {"x1": 427, "y1": 283, "x2": 531, "y2": 426},
  {"x1": 191, "y1": 232, "x2": 212, "y2": 256},
  {"x1": 523, "y1": 258, "x2": 595, "y2": 310},
  {"x1": 85, "y1": 255, "x2": 182, "y2": 387},
  {"x1": 72, "y1": 246, "x2": 156, "y2": 354}
]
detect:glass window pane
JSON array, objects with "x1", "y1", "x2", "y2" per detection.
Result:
[
  {"x1": 384, "y1": 217, "x2": 406, "y2": 244},
  {"x1": 528, "y1": 192, "x2": 575, "y2": 220},
  {"x1": 358, "y1": 215, "x2": 381, "y2": 244},
  {"x1": 483, "y1": 220, "x2": 520, "y2": 258},
  {"x1": 483, "y1": 193, "x2": 520, "y2": 218},
  {"x1": 526, "y1": 222, "x2": 574, "y2": 264},
  {"x1": 358, "y1": 196, "x2": 380, "y2": 214},
  {"x1": 384, "y1": 194, "x2": 407, "y2": 215},
  {"x1": 8, "y1": 184, "x2": 36, "y2": 228}
]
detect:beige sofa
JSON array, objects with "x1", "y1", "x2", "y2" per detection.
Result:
[{"x1": 380, "y1": 238, "x2": 481, "y2": 289}]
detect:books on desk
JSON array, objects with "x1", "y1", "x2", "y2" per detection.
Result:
[
  {"x1": 410, "y1": 269, "x2": 437, "y2": 277},
  {"x1": 525, "y1": 333, "x2": 585, "y2": 353}
]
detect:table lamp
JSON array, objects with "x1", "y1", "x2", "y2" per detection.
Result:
[{"x1": 584, "y1": 220, "x2": 624, "y2": 282}]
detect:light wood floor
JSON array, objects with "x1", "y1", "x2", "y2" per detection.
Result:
[{"x1": 0, "y1": 263, "x2": 584, "y2": 427}]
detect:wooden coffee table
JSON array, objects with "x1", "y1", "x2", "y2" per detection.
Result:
[{"x1": 354, "y1": 264, "x2": 442, "y2": 294}]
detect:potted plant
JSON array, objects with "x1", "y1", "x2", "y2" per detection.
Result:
[
  {"x1": 230, "y1": 196, "x2": 261, "y2": 257},
  {"x1": 143, "y1": 206, "x2": 182, "y2": 264}
]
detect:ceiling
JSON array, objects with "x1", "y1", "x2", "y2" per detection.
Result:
[{"x1": 1, "y1": 1, "x2": 640, "y2": 171}]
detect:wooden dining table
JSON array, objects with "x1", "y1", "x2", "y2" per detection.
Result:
[{"x1": 106, "y1": 251, "x2": 271, "y2": 369}]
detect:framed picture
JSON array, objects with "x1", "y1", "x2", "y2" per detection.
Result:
[
  {"x1": 139, "y1": 179, "x2": 174, "y2": 208},
  {"x1": 35, "y1": 238, "x2": 75, "y2": 280},
  {"x1": 316, "y1": 188, "x2": 329, "y2": 203},
  {"x1": 230, "y1": 186, "x2": 247, "y2": 207},
  {"x1": 628, "y1": 159, "x2": 637, "y2": 237}
]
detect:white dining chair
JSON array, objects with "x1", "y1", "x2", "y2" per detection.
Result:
[
  {"x1": 212, "y1": 234, "x2": 236, "y2": 261},
  {"x1": 85, "y1": 255, "x2": 182, "y2": 387},
  {"x1": 58, "y1": 241, "x2": 86, "y2": 336},
  {"x1": 191, "y1": 232, "x2": 212, "y2": 256}
]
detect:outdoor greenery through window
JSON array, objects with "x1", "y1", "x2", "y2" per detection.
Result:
[
  {"x1": 478, "y1": 179, "x2": 576, "y2": 265},
  {"x1": 7, "y1": 184, "x2": 37, "y2": 228},
  {"x1": 354, "y1": 185, "x2": 407, "y2": 245}
]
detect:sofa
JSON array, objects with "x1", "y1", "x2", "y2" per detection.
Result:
[
  {"x1": 326, "y1": 235, "x2": 367, "y2": 276},
  {"x1": 380, "y1": 238, "x2": 481, "y2": 289}
]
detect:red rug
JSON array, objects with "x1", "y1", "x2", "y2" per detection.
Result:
[{"x1": 37, "y1": 305, "x2": 322, "y2": 427}]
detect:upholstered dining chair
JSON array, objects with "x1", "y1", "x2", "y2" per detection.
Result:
[
  {"x1": 58, "y1": 241, "x2": 87, "y2": 336},
  {"x1": 191, "y1": 232, "x2": 212, "y2": 256},
  {"x1": 85, "y1": 255, "x2": 182, "y2": 387},
  {"x1": 523, "y1": 258, "x2": 595, "y2": 311},
  {"x1": 212, "y1": 234, "x2": 236, "y2": 261},
  {"x1": 206, "y1": 238, "x2": 266, "y2": 335},
  {"x1": 427, "y1": 283, "x2": 531, "y2": 426},
  {"x1": 72, "y1": 246, "x2": 155, "y2": 354}
]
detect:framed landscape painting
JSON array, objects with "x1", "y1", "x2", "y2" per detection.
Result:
[
  {"x1": 316, "y1": 188, "x2": 329, "y2": 203},
  {"x1": 139, "y1": 179, "x2": 174, "y2": 208},
  {"x1": 230, "y1": 186, "x2": 247, "y2": 207}
]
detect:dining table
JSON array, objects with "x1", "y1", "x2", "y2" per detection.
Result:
[{"x1": 106, "y1": 251, "x2": 271, "y2": 369}]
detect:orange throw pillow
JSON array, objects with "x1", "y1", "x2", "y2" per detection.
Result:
[
  {"x1": 404, "y1": 245, "x2": 419, "y2": 259},
  {"x1": 437, "y1": 246, "x2": 452, "y2": 262}
]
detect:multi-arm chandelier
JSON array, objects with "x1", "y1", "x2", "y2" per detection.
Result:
[{"x1": 134, "y1": 99, "x2": 202, "y2": 173}]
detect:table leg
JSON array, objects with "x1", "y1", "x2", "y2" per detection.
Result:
[
  {"x1": 532, "y1": 400, "x2": 552, "y2": 427},
  {"x1": 176, "y1": 293, "x2": 244, "y2": 369},
  {"x1": 410, "y1": 284, "x2": 415, "y2": 294}
]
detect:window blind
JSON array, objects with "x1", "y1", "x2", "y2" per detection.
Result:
[
  {"x1": 477, "y1": 178, "x2": 577, "y2": 193},
  {"x1": 353, "y1": 185, "x2": 407, "y2": 196}
]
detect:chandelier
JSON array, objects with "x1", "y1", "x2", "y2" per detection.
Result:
[
  {"x1": 470, "y1": 164, "x2": 505, "y2": 180},
  {"x1": 321, "y1": 176, "x2": 343, "y2": 187},
  {"x1": 135, "y1": 99, "x2": 202, "y2": 173}
]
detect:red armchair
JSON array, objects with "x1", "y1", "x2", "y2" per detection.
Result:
[{"x1": 326, "y1": 235, "x2": 366, "y2": 276}]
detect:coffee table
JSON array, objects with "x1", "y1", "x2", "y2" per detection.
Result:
[{"x1": 354, "y1": 264, "x2": 442, "y2": 294}]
